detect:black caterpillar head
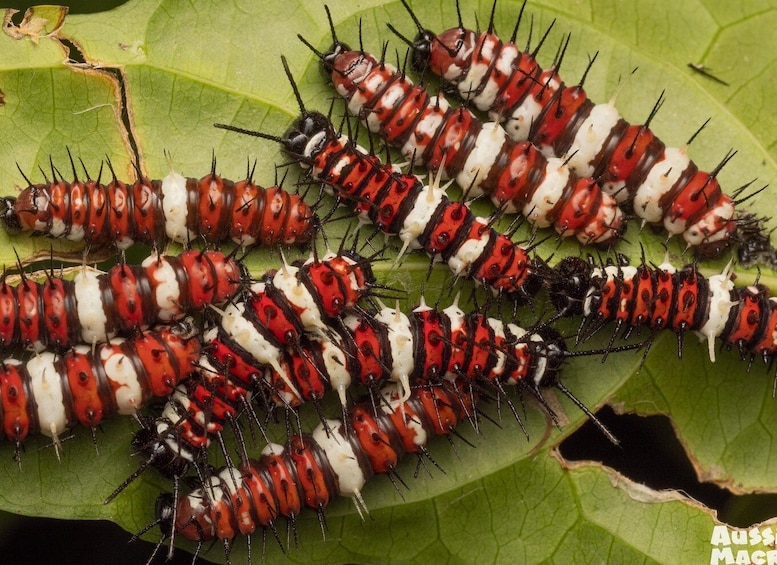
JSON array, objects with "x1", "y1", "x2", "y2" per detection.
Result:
[
  {"x1": 0, "y1": 197, "x2": 21, "y2": 233},
  {"x1": 548, "y1": 256, "x2": 594, "y2": 318},
  {"x1": 281, "y1": 111, "x2": 334, "y2": 161},
  {"x1": 155, "y1": 493, "x2": 176, "y2": 537},
  {"x1": 131, "y1": 421, "x2": 195, "y2": 481}
]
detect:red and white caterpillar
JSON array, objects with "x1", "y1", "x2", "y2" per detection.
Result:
[
  {"x1": 1, "y1": 157, "x2": 315, "y2": 250},
  {"x1": 104, "y1": 248, "x2": 376, "y2": 502},
  {"x1": 145, "y1": 379, "x2": 476, "y2": 562},
  {"x1": 301, "y1": 19, "x2": 625, "y2": 248},
  {"x1": 0, "y1": 323, "x2": 200, "y2": 459},
  {"x1": 0, "y1": 249, "x2": 240, "y2": 351},
  {"x1": 394, "y1": 0, "x2": 743, "y2": 258},
  {"x1": 546, "y1": 255, "x2": 777, "y2": 368},
  {"x1": 215, "y1": 63, "x2": 546, "y2": 302}
]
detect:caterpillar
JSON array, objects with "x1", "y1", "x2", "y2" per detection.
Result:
[
  {"x1": 0, "y1": 323, "x2": 200, "y2": 460},
  {"x1": 0, "y1": 249, "x2": 240, "y2": 351},
  {"x1": 201, "y1": 292, "x2": 611, "y2": 455},
  {"x1": 546, "y1": 255, "x2": 777, "y2": 369},
  {"x1": 215, "y1": 61, "x2": 546, "y2": 302},
  {"x1": 144, "y1": 379, "x2": 477, "y2": 562},
  {"x1": 392, "y1": 0, "x2": 751, "y2": 259},
  {"x1": 1, "y1": 156, "x2": 315, "y2": 250},
  {"x1": 103, "y1": 247, "x2": 377, "y2": 503},
  {"x1": 300, "y1": 14, "x2": 625, "y2": 248}
]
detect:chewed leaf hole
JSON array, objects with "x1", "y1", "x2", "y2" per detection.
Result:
[{"x1": 558, "y1": 406, "x2": 777, "y2": 528}]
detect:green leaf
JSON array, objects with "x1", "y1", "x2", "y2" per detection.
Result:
[{"x1": 0, "y1": 0, "x2": 776, "y2": 564}]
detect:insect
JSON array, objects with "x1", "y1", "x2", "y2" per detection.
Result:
[
  {"x1": 0, "y1": 249, "x2": 240, "y2": 351},
  {"x1": 0, "y1": 323, "x2": 200, "y2": 460},
  {"x1": 546, "y1": 255, "x2": 777, "y2": 372},
  {"x1": 103, "y1": 247, "x2": 377, "y2": 505},
  {"x1": 215, "y1": 60, "x2": 547, "y2": 302},
  {"x1": 261, "y1": 292, "x2": 636, "y2": 451},
  {"x1": 142, "y1": 379, "x2": 476, "y2": 563},
  {"x1": 305, "y1": 21, "x2": 625, "y2": 248},
  {"x1": 1, "y1": 155, "x2": 315, "y2": 250},
  {"x1": 393, "y1": 0, "x2": 758, "y2": 259}
]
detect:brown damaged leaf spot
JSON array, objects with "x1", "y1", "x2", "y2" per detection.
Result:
[
  {"x1": 0, "y1": 89, "x2": 4, "y2": 106},
  {"x1": 1, "y1": 265, "x2": 102, "y2": 287},
  {"x1": 14, "y1": 243, "x2": 114, "y2": 267},
  {"x1": 3, "y1": 6, "x2": 68, "y2": 44}
]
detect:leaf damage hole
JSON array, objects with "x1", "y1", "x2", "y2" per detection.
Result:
[
  {"x1": 558, "y1": 406, "x2": 777, "y2": 527},
  {"x1": 56, "y1": 38, "x2": 142, "y2": 173}
]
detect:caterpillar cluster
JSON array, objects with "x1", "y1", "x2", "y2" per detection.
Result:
[
  {"x1": 547, "y1": 255, "x2": 777, "y2": 370},
  {"x1": 148, "y1": 380, "x2": 475, "y2": 562},
  {"x1": 393, "y1": 0, "x2": 747, "y2": 259},
  {"x1": 0, "y1": 323, "x2": 200, "y2": 460},
  {"x1": 302, "y1": 11, "x2": 625, "y2": 248},
  {"x1": 0, "y1": 249, "x2": 240, "y2": 351},
  {"x1": 104, "y1": 247, "x2": 377, "y2": 502},
  {"x1": 259, "y1": 299, "x2": 616, "y2": 444},
  {"x1": 108, "y1": 286, "x2": 618, "y2": 515},
  {"x1": 141, "y1": 290, "x2": 628, "y2": 561},
  {"x1": 1, "y1": 157, "x2": 315, "y2": 250},
  {"x1": 216, "y1": 62, "x2": 546, "y2": 302}
]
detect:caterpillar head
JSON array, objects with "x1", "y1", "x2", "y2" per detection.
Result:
[
  {"x1": 281, "y1": 111, "x2": 334, "y2": 162},
  {"x1": 408, "y1": 28, "x2": 436, "y2": 73},
  {"x1": 0, "y1": 197, "x2": 21, "y2": 234},
  {"x1": 388, "y1": 0, "x2": 439, "y2": 74},
  {"x1": 547, "y1": 256, "x2": 593, "y2": 318},
  {"x1": 130, "y1": 423, "x2": 196, "y2": 481},
  {"x1": 318, "y1": 39, "x2": 350, "y2": 79},
  {"x1": 155, "y1": 493, "x2": 177, "y2": 538},
  {"x1": 528, "y1": 326, "x2": 569, "y2": 390}
]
